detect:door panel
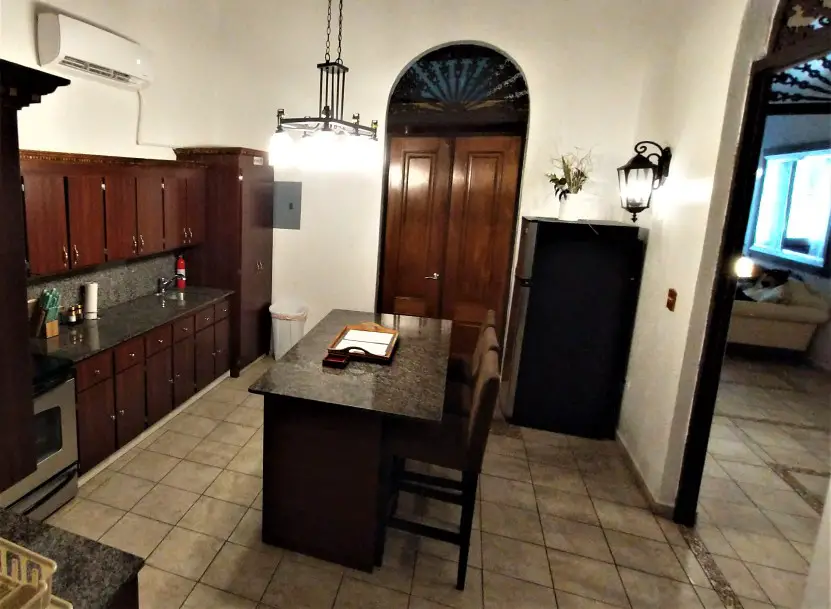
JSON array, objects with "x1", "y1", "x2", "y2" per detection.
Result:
[
  {"x1": 239, "y1": 177, "x2": 259, "y2": 367},
  {"x1": 146, "y1": 349, "x2": 173, "y2": 426},
  {"x1": 443, "y1": 136, "x2": 521, "y2": 355},
  {"x1": 105, "y1": 175, "x2": 138, "y2": 260},
  {"x1": 23, "y1": 174, "x2": 68, "y2": 275},
  {"x1": 76, "y1": 379, "x2": 116, "y2": 475},
  {"x1": 186, "y1": 171, "x2": 206, "y2": 245},
  {"x1": 115, "y1": 365, "x2": 146, "y2": 448},
  {"x1": 381, "y1": 138, "x2": 452, "y2": 318},
  {"x1": 173, "y1": 337, "x2": 195, "y2": 406},
  {"x1": 67, "y1": 176, "x2": 106, "y2": 268},
  {"x1": 164, "y1": 176, "x2": 187, "y2": 249},
  {"x1": 195, "y1": 326, "x2": 216, "y2": 392},
  {"x1": 137, "y1": 175, "x2": 165, "y2": 255},
  {"x1": 214, "y1": 318, "x2": 230, "y2": 377}
]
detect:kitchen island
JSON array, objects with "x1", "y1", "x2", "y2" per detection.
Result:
[{"x1": 249, "y1": 309, "x2": 452, "y2": 570}]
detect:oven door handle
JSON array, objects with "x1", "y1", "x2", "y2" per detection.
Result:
[{"x1": 6, "y1": 463, "x2": 77, "y2": 519}]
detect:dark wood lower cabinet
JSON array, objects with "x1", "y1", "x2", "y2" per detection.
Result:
[
  {"x1": 146, "y1": 349, "x2": 173, "y2": 426},
  {"x1": 76, "y1": 379, "x2": 116, "y2": 475},
  {"x1": 115, "y1": 365, "x2": 146, "y2": 448},
  {"x1": 214, "y1": 318, "x2": 230, "y2": 377},
  {"x1": 195, "y1": 326, "x2": 216, "y2": 392},
  {"x1": 173, "y1": 337, "x2": 196, "y2": 406}
]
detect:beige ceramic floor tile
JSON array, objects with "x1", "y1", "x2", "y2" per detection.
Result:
[
  {"x1": 745, "y1": 564, "x2": 806, "y2": 609},
  {"x1": 87, "y1": 472, "x2": 155, "y2": 510},
  {"x1": 720, "y1": 529, "x2": 809, "y2": 573},
  {"x1": 251, "y1": 490, "x2": 263, "y2": 511},
  {"x1": 707, "y1": 438, "x2": 766, "y2": 464},
  {"x1": 411, "y1": 554, "x2": 483, "y2": 608},
  {"x1": 226, "y1": 444, "x2": 264, "y2": 477},
  {"x1": 582, "y1": 477, "x2": 648, "y2": 509},
  {"x1": 793, "y1": 472, "x2": 829, "y2": 497},
  {"x1": 656, "y1": 518, "x2": 687, "y2": 547},
  {"x1": 486, "y1": 434, "x2": 527, "y2": 459},
  {"x1": 480, "y1": 475, "x2": 536, "y2": 511},
  {"x1": 147, "y1": 527, "x2": 223, "y2": 580},
  {"x1": 205, "y1": 470, "x2": 262, "y2": 506},
  {"x1": 483, "y1": 571, "x2": 557, "y2": 608},
  {"x1": 697, "y1": 476, "x2": 753, "y2": 505},
  {"x1": 547, "y1": 550, "x2": 629, "y2": 608},
  {"x1": 529, "y1": 462, "x2": 588, "y2": 495},
  {"x1": 78, "y1": 469, "x2": 113, "y2": 497},
  {"x1": 671, "y1": 544, "x2": 712, "y2": 589},
  {"x1": 262, "y1": 559, "x2": 342, "y2": 609},
  {"x1": 736, "y1": 598, "x2": 775, "y2": 609},
  {"x1": 709, "y1": 554, "x2": 769, "y2": 602},
  {"x1": 591, "y1": 500, "x2": 665, "y2": 542},
  {"x1": 130, "y1": 483, "x2": 200, "y2": 525},
  {"x1": 332, "y1": 578, "x2": 409, "y2": 609},
  {"x1": 120, "y1": 451, "x2": 180, "y2": 482},
  {"x1": 540, "y1": 515, "x2": 612, "y2": 563},
  {"x1": 229, "y1": 508, "x2": 284, "y2": 557},
  {"x1": 605, "y1": 530, "x2": 688, "y2": 582},
  {"x1": 346, "y1": 562, "x2": 414, "y2": 595},
  {"x1": 48, "y1": 498, "x2": 124, "y2": 540},
  {"x1": 201, "y1": 541, "x2": 281, "y2": 601},
  {"x1": 409, "y1": 598, "x2": 454, "y2": 609},
  {"x1": 419, "y1": 527, "x2": 482, "y2": 569},
  {"x1": 525, "y1": 443, "x2": 579, "y2": 469},
  {"x1": 179, "y1": 495, "x2": 247, "y2": 540},
  {"x1": 482, "y1": 453, "x2": 532, "y2": 482},
  {"x1": 205, "y1": 386, "x2": 250, "y2": 405},
  {"x1": 697, "y1": 500, "x2": 782, "y2": 538},
  {"x1": 242, "y1": 394, "x2": 264, "y2": 411},
  {"x1": 480, "y1": 501, "x2": 544, "y2": 544},
  {"x1": 108, "y1": 447, "x2": 143, "y2": 471},
  {"x1": 147, "y1": 430, "x2": 202, "y2": 458},
  {"x1": 693, "y1": 587, "x2": 725, "y2": 609},
  {"x1": 138, "y1": 565, "x2": 196, "y2": 609},
  {"x1": 693, "y1": 525, "x2": 740, "y2": 558},
  {"x1": 791, "y1": 540, "x2": 816, "y2": 561},
  {"x1": 763, "y1": 510, "x2": 821, "y2": 543},
  {"x1": 740, "y1": 484, "x2": 818, "y2": 518},
  {"x1": 186, "y1": 438, "x2": 242, "y2": 468},
  {"x1": 555, "y1": 591, "x2": 623, "y2": 608},
  {"x1": 161, "y1": 460, "x2": 223, "y2": 493},
  {"x1": 165, "y1": 413, "x2": 220, "y2": 438},
  {"x1": 618, "y1": 567, "x2": 704, "y2": 609},
  {"x1": 187, "y1": 398, "x2": 239, "y2": 421},
  {"x1": 99, "y1": 513, "x2": 171, "y2": 558},
  {"x1": 481, "y1": 532, "x2": 552, "y2": 587},
  {"x1": 535, "y1": 487, "x2": 598, "y2": 525},
  {"x1": 718, "y1": 461, "x2": 790, "y2": 491},
  {"x1": 206, "y1": 422, "x2": 258, "y2": 446},
  {"x1": 225, "y1": 405, "x2": 265, "y2": 428},
  {"x1": 521, "y1": 427, "x2": 573, "y2": 447},
  {"x1": 182, "y1": 583, "x2": 256, "y2": 609}
]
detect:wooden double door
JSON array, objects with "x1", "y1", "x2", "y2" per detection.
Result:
[{"x1": 381, "y1": 136, "x2": 522, "y2": 355}]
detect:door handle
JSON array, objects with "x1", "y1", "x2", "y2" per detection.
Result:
[
  {"x1": 119, "y1": 409, "x2": 125, "y2": 416},
  {"x1": 139, "y1": 235, "x2": 145, "y2": 252},
  {"x1": 110, "y1": 414, "x2": 116, "y2": 421},
  {"x1": 188, "y1": 228, "x2": 193, "y2": 240},
  {"x1": 425, "y1": 272, "x2": 440, "y2": 280},
  {"x1": 169, "y1": 378, "x2": 174, "y2": 384},
  {"x1": 62, "y1": 246, "x2": 68, "y2": 268},
  {"x1": 72, "y1": 245, "x2": 80, "y2": 265},
  {"x1": 132, "y1": 236, "x2": 138, "y2": 254}
]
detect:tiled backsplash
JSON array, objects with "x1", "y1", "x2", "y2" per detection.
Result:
[{"x1": 26, "y1": 255, "x2": 176, "y2": 311}]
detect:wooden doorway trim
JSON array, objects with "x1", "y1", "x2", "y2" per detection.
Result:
[{"x1": 672, "y1": 10, "x2": 831, "y2": 525}]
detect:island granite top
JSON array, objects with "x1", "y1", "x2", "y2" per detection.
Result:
[
  {"x1": 30, "y1": 287, "x2": 233, "y2": 363},
  {"x1": 248, "y1": 309, "x2": 452, "y2": 422},
  {"x1": 0, "y1": 508, "x2": 143, "y2": 609}
]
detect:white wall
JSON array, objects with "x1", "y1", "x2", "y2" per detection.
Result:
[
  {"x1": 801, "y1": 485, "x2": 830, "y2": 609},
  {"x1": 617, "y1": 0, "x2": 780, "y2": 506}
]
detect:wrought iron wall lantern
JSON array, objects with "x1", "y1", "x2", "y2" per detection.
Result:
[
  {"x1": 617, "y1": 141, "x2": 673, "y2": 222},
  {"x1": 269, "y1": 0, "x2": 377, "y2": 165}
]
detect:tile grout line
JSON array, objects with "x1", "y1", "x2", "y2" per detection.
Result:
[
  {"x1": 768, "y1": 463, "x2": 827, "y2": 516},
  {"x1": 678, "y1": 526, "x2": 747, "y2": 609}
]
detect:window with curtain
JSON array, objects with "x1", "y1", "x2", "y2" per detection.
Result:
[{"x1": 746, "y1": 144, "x2": 831, "y2": 275}]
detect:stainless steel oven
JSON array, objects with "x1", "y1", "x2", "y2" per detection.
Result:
[{"x1": 0, "y1": 357, "x2": 78, "y2": 520}]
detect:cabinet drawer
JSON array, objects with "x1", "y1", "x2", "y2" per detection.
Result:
[
  {"x1": 215, "y1": 299, "x2": 230, "y2": 321},
  {"x1": 76, "y1": 351, "x2": 113, "y2": 392},
  {"x1": 114, "y1": 337, "x2": 145, "y2": 372},
  {"x1": 173, "y1": 315, "x2": 194, "y2": 343},
  {"x1": 195, "y1": 307, "x2": 215, "y2": 331},
  {"x1": 146, "y1": 324, "x2": 172, "y2": 357}
]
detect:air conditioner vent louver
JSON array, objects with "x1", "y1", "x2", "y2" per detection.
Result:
[{"x1": 59, "y1": 56, "x2": 134, "y2": 84}]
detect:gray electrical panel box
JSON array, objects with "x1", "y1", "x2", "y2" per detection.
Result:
[{"x1": 274, "y1": 181, "x2": 302, "y2": 230}]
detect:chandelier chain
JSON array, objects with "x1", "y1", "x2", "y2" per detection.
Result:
[
  {"x1": 325, "y1": 0, "x2": 332, "y2": 62},
  {"x1": 336, "y1": 0, "x2": 344, "y2": 62}
]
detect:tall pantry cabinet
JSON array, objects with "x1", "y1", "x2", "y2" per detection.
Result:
[{"x1": 175, "y1": 148, "x2": 274, "y2": 375}]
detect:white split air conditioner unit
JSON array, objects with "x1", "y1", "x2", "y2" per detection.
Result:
[{"x1": 37, "y1": 12, "x2": 153, "y2": 89}]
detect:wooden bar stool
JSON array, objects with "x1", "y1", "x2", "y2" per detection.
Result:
[
  {"x1": 447, "y1": 309, "x2": 497, "y2": 385},
  {"x1": 376, "y1": 349, "x2": 501, "y2": 590},
  {"x1": 445, "y1": 321, "x2": 499, "y2": 416}
]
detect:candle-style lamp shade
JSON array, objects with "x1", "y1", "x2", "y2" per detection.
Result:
[{"x1": 617, "y1": 141, "x2": 672, "y2": 222}]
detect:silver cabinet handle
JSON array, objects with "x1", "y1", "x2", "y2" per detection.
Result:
[
  {"x1": 182, "y1": 227, "x2": 188, "y2": 243},
  {"x1": 110, "y1": 414, "x2": 116, "y2": 421},
  {"x1": 73, "y1": 244, "x2": 80, "y2": 265},
  {"x1": 139, "y1": 235, "x2": 145, "y2": 252},
  {"x1": 188, "y1": 228, "x2": 193, "y2": 240},
  {"x1": 93, "y1": 369, "x2": 101, "y2": 376},
  {"x1": 132, "y1": 236, "x2": 138, "y2": 254},
  {"x1": 119, "y1": 409, "x2": 125, "y2": 416},
  {"x1": 175, "y1": 373, "x2": 181, "y2": 379},
  {"x1": 157, "y1": 339, "x2": 164, "y2": 344},
  {"x1": 130, "y1": 353, "x2": 136, "y2": 358},
  {"x1": 425, "y1": 272, "x2": 440, "y2": 280},
  {"x1": 62, "y1": 245, "x2": 69, "y2": 268},
  {"x1": 169, "y1": 378, "x2": 174, "y2": 384}
]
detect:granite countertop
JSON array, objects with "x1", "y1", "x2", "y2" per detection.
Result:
[
  {"x1": 0, "y1": 508, "x2": 143, "y2": 609},
  {"x1": 30, "y1": 287, "x2": 233, "y2": 363},
  {"x1": 248, "y1": 309, "x2": 452, "y2": 422}
]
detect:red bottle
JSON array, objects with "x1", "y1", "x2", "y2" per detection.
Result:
[{"x1": 176, "y1": 255, "x2": 186, "y2": 290}]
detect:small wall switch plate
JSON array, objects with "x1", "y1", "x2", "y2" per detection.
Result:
[
  {"x1": 274, "y1": 181, "x2": 302, "y2": 230},
  {"x1": 666, "y1": 288, "x2": 678, "y2": 312}
]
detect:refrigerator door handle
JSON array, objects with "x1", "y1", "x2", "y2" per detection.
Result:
[{"x1": 518, "y1": 277, "x2": 532, "y2": 287}]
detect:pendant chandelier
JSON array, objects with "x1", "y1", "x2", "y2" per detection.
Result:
[{"x1": 269, "y1": 0, "x2": 377, "y2": 164}]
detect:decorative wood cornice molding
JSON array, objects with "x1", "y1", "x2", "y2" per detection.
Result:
[
  {"x1": 175, "y1": 147, "x2": 268, "y2": 158},
  {"x1": 19, "y1": 149, "x2": 205, "y2": 168},
  {"x1": 0, "y1": 59, "x2": 69, "y2": 110}
]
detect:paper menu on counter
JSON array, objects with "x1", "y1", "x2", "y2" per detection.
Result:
[{"x1": 334, "y1": 329, "x2": 394, "y2": 356}]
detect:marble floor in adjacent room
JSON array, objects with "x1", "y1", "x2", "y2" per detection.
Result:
[{"x1": 43, "y1": 356, "x2": 828, "y2": 609}]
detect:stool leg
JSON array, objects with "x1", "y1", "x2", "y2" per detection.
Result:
[
  {"x1": 375, "y1": 456, "x2": 393, "y2": 567},
  {"x1": 456, "y1": 471, "x2": 478, "y2": 590}
]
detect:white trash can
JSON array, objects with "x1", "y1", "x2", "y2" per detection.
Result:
[{"x1": 270, "y1": 302, "x2": 308, "y2": 359}]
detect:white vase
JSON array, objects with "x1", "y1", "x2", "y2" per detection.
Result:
[{"x1": 557, "y1": 193, "x2": 584, "y2": 221}]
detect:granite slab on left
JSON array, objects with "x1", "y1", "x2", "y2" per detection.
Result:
[
  {"x1": 30, "y1": 286, "x2": 233, "y2": 363},
  {"x1": 0, "y1": 508, "x2": 142, "y2": 609}
]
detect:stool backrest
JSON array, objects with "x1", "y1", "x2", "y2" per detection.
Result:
[
  {"x1": 471, "y1": 326, "x2": 500, "y2": 381},
  {"x1": 466, "y1": 349, "x2": 501, "y2": 471}
]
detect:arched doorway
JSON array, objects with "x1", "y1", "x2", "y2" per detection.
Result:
[{"x1": 377, "y1": 43, "x2": 530, "y2": 356}]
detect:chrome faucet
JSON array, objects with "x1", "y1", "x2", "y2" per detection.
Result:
[{"x1": 157, "y1": 276, "x2": 179, "y2": 295}]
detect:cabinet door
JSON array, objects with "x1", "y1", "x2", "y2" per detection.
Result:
[
  {"x1": 214, "y1": 318, "x2": 230, "y2": 377},
  {"x1": 256, "y1": 181, "x2": 274, "y2": 357},
  {"x1": 23, "y1": 174, "x2": 69, "y2": 275},
  {"x1": 137, "y1": 175, "x2": 165, "y2": 255},
  {"x1": 67, "y1": 176, "x2": 106, "y2": 269},
  {"x1": 104, "y1": 175, "x2": 138, "y2": 260},
  {"x1": 77, "y1": 378, "x2": 116, "y2": 475},
  {"x1": 164, "y1": 176, "x2": 188, "y2": 249},
  {"x1": 195, "y1": 326, "x2": 216, "y2": 392},
  {"x1": 115, "y1": 364, "x2": 146, "y2": 448},
  {"x1": 186, "y1": 171, "x2": 206, "y2": 245},
  {"x1": 146, "y1": 349, "x2": 173, "y2": 426},
  {"x1": 173, "y1": 337, "x2": 195, "y2": 406}
]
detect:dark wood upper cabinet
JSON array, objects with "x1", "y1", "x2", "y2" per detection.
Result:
[
  {"x1": 67, "y1": 175, "x2": 106, "y2": 269},
  {"x1": 186, "y1": 171, "x2": 206, "y2": 245},
  {"x1": 23, "y1": 173, "x2": 69, "y2": 276},
  {"x1": 214, "y1": 317, "x2": 230, "y2": 377},
  {"x1": 164, "y1": 176, "x2": 187, "y2": 250},
  {"x1": 137, "y1": 175, "x2": 165, "y2": 256},
  {"x1": 77, "y1": 378, "x2": 117, "y2": 475},
  {"x1": 173, "y1": 337, "x2": 195, "y2": 406},
  {"x1": 105, "y1": 175, "x2": 138, "y2": 261},
  {"x1": 195, "y1": 326, "x2": 215, "y2": 392},
  {"x1": 115, "y1": 364, "x2": 146, "y2": 448},
  {"x1": 146, "y1": 349, "x2": 173, "y2": 427}
]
